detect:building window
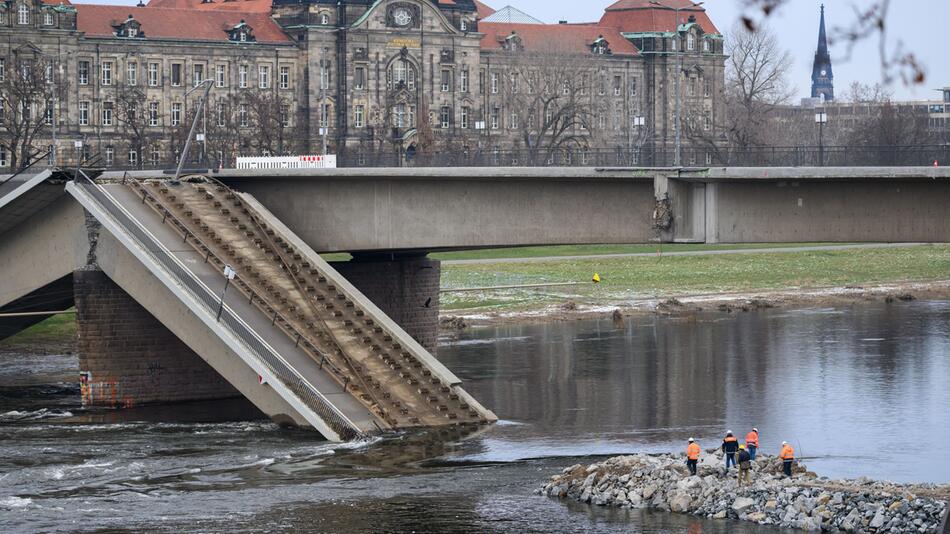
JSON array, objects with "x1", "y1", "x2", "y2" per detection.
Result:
[
  {"x1": 510, "y1": 73, "x2": 518, "y2": 93},
  {"x1": 0, "y1": 59, "x2": 4, "y2": 82},
  {"x1": 0, "y1": 146, "x2": 6, "y2": 168},
  {"x1": 216, "y1": 64, "x2": 226, "y2": 88},
  {"x1": 460, "y1": 68, "x2": 469, "y2": 93},
  {"x1": 279, "y1": 104, "x2": 289, "y2": 127},
  {"x1": 279, "y1": 66, "x2": 289, "y2": 89},
  {"x1": 149, "y1": 101, "x2": 159, "y2": 126},
  {"x1": 354, "y1": 104, "x2": 364, "y2": 128},
  {"x1": 490, "y1": 106, "x2": 499, "y2": 129},
  {"x1": 441, "y1": 69, "x2": 451, "y2": 92},
  {"x1": 150, "y1": 148, "x2": 160, "y2": 166},
  {"x1": 490, "y1": 72, "x2": 498, "y2": 94},
  {"x1": 613, "y1": 75, "x2": 622, "y2": 96},
  {"x1": 129, "y1": 149, "x2": 138, "y2": 167},
  {"x1": 319, "y1": 103, "x2": 330, "y2": 127},
  {"x1": 703, "y1": 111, "x2": 711, "y2": 130},
  {"x1": 128, "y1": 62, "x2": 137, "y2": 86},
  {"x1": 460, "y1": 19, "x2": 467, "y2": 31},
  {"x1": 388, "y1": 59, "x2": 415, "y2": 90},
  {"x1": 216, "y1": 102, "x2": 226, "y2": 127},
  {"x1": 78, "y1": 61, "x2": 89, "y2": 85},
  {"x1": 258, "y1": 65, "x2": 269, "y2": 89},
  {"x1": 238, "y1": 103, "x2": 248, "y2": 127},
  {"x1": 101, "y1": 61, "x2": 113, "y2": 86},
  {"x1": 171, "y1": 102, "x2": 182, "y2": 126},
  {"x1": 101, "y1": 101, "x2": 114, "y2": 126},
  {"x1": 354, "y1": 66, "x2": 365, "y2": 90},
  {"x1": 171, "y1": 63, "x2": 182, "y2": 86},
  {"x1": 44, "y1": 11, "x2": 53, "y2": 26},
  {"x1": 687, "y1": 34, "x2": 695, "y2": 51},
  {"x1": 193, "y1": 64, "x2": 204, "y2": 87},
  {"x1": 148, "y1": 62, "x2": 159, "y2": 86},
  {"x1": 79, "y1": 101, "x2": 89, "y2": 125},
  {"x1": 704, "y1": 79, "x2": 711, "y2": 97},
  {"x1": 105, "y1": 146, "x2": 114, "y2": 166},
  {"x1": 320, "y1": 61, "x2": 330, "y2": 90},
  {"x1": 440, "y1": 106, "x2": 450, "y2": 128},
  {"x1": 44, "y1": 99, "x2": 53, "y2": 125},
  {"x1": 460, "y1": 106, "x2": 469, "y2": 129},
  {"x1": 320, "y1": 13, "x2": 329, "y2": 25},
  {"x1": 703, "y1": 40, "x2": 710, "y2": 52},
  {"x1": 17, "y1": 4, "x2": 29, "y2": 25},
  {"x1": 239, "y1": 65, "x2": 248, "y2": 88},
  {"x1": 671, "y1": 37, "x2": 677, "y2": 51}
]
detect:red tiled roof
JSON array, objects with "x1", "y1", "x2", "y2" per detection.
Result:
[
  {"x1": 75, "y1": 5, "x2": 292, "y2": 43},
  {"x1": 145, "y1": 0, "x2": 272, "y2": 12},
  {"x1": 601, "y1": 0, "x2": 720, "y2": 35},
  {"x1": 479, "y1": 22, "x2": 638, "y2": 56},
  {"x1": 474, "y1": 0, "x2": 495, "y2": 19}
]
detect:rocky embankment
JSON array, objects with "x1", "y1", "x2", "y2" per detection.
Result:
[{"x1": 536, "y1": 453, "x2": 949, "y2": 532}]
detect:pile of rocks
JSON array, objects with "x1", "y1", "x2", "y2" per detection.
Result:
[{"x1": 536, "y1": 453, "x2": 948, "y2": 532}]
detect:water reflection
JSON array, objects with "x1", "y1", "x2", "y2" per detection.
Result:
[{"x1": 439, "y1": 300, "x2": 950, "y2": 483}]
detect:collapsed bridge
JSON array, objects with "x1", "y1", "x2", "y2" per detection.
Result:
[{"x1": 0, "y1": 170, "x2": 495, "y2": 441}]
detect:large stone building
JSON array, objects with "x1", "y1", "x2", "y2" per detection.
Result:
[{"x1": 0, "y1": 0, "x2": 726, "y2": 169}]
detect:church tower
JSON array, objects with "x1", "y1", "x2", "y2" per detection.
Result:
[{"x1": 811, "y1": 4, "x2": 834, "y2": 101}]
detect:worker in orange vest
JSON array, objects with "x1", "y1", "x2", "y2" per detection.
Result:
[
  {"x1": 721, "y1": 431, "x2": 739, "y2": 470},
  {"x1": 686, "y1": 438, "x2": 701, "y2": 476},
  {"x1": 745, "y1": 427, "x2": 760, "y2": 460},
  {"x1": 780, "y1": 441, "x2": 795, "y2": 477}
]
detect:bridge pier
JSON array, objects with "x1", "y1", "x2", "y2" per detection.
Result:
[
  {"x1": 331, "y1": 254, "x2": 441, "y2": 354},
  {"x1": 73, "y1": 270, "x2": 238, "y2": 408}
]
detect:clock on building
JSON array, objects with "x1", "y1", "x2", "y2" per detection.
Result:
[
  {"x1": 820, "y1": 69, "x2": 827, "y2": 76},
  {"x1": 393, "y1": 7, "x2": 412, "y2": 26}
]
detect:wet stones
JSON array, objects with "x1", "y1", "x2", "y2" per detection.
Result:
[{"x1": 536, "y1": 453, "x2": 948, "y2": 533}]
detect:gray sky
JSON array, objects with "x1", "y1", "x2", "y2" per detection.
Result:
[
  {"x1": 73, "y1": 0, "x2": 944, "y2": 101},
  {"x1": 491, "y1": 0, "x2": 945, "y2": 101}
]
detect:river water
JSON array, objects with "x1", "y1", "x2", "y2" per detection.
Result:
[{"x1": 1, "y1": 300, "x2": 948, "y2": 533}]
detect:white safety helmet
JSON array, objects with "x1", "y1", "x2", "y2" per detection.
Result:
[
  {"x1": 753, "y1": 427, "x2": 758, "y2": 432},
  {"x1": 688, "y1": 438, "x2": 695, "y2": 442},
  {"x1": 782, "y1": 441, "x2": 788, "y2": 445},
  {"x1": 727, "y1": 430, "x2": 733, "y2": 434}
]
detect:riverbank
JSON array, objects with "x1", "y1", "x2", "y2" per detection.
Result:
[
  {"x1": 537, "y1": 453, "x2": 950, "y2": 532},
  {"x1": 439, "y1": 244, "x2": 950, "y2": 327}
]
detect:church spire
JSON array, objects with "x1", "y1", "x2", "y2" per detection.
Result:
[{"x1": 811, "y1": 4, "x2": 834, "y2": 101}]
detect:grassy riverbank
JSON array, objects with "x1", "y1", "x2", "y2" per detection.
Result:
[
  {"x1": 0, "y1": 313, "x2": 76, "y2": 348},
  {"x1": 440, "y1": 244, "x2": 950, "y2": 312}
]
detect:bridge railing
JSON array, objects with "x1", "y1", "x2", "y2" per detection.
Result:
[{"x1": 71, "y1": 172, "x2": 363, "y2": 441}]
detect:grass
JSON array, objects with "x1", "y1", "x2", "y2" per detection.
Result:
[
  {"x1": 440, "y1": 245, "x2": 950, "y2": 312},
  {"x1": 0, "y1": 313, "x2": 77, "y2": 347}
]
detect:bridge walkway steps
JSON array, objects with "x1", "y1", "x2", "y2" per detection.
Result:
[
  {"x1": 68, "y1": 177, "x2": 374, "y2": 440},
  {"x1": 129, "y1": 178, "x2": 492, "y2": 430}
]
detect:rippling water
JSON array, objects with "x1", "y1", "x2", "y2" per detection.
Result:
[{"x1": 1, "y1": 300, "x2": 948, "y2": 532}]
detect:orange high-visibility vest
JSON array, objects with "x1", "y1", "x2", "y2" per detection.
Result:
[
  {"x1": 746, "y1": 431, "x2": 759, "y2": 447},
  {"x1": 687, "y1": 443, "x2": 701, "y2": 460},
  {"x1": 780, "y1": 444, "x2": 795, "y2": 460},
  {"x1": 724, "y1": 435, "x2": 737, "y2": 443}
]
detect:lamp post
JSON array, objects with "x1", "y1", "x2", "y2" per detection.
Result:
[
  {"x1": 815, "y1": 110, "x2": 828, "y2": 167},
  {"x1": 650, "y1": 0, "x2": 703, "y2": 167},
  {"x1": 175, "y1": 79, "x2": 214, "y2": 181}
]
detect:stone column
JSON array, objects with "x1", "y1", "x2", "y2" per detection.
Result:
[
  {"x1": 331, "y1": 253, "x2": 441, "y2": 354},
  {"x1": 73, "y1": 270, "x2": 238, "y2": 408}
]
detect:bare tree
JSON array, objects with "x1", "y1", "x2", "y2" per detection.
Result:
[
  {"x1": 844, "y1": 81, "x2": 892, "y2": 104},
  {"x1": 739, "y1": 0, "x2": 926, "y2": 86},
  {"x1": 113, "y1": 85, "x2": 153, "y2": 169},
  {"x1": 244, "y1": 88, "x2": 294, "y2": 156},
  {"x1": 720, "y1": 21, "x2": 794, "y2": 149},
  {"x1": 0, "y1": 46, "x2": 67, "y2": 171},
  {"x1": 500, "y1": 50, "x2": 595, "y2": 165}
]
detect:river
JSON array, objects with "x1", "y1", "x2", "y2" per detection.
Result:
[{"x1": 1, "y1": 300, "x2": 948, "y2": 532}]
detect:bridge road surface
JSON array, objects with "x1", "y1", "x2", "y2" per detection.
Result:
[{"x1": 102, "y1": 184, "x2": 378, "y2": 431}]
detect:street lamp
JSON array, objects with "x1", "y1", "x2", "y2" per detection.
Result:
[
  {"x1": 651, "y1": 0, "x2": 703, "y2": 167},
  {"x1": 176, "y1": 79, "x2": 214, "y2": 181},
  {"x1": 815, "y1": 110, "x2": 828, "y2": 167}
]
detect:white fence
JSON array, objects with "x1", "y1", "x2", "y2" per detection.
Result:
[{"x1": 236, "y1": 155, "x2": 337, "y2": 170}]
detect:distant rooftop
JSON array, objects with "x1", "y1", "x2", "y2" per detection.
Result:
[{"x1": 481, "y1": 5, "x2": 544, "y2": 24}]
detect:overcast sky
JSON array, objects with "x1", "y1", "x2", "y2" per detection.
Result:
[
  {"x1": 491, "y1": 0, "x2": 945, "y2": 101},
  {"x1": 73, "y1": 0, "x2": 944, "y2": 101}
]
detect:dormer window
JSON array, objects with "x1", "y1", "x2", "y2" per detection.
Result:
[
  {"x1": 43, "y1": 11, "x2": 53, "y2": 26},
  {"x1": 460, "y1": 19, "x2": 467, "y2": 31},
  {"x1": 687, "y1": 34, "x2": 695, "y2": 51},
  {"x1": 320, "y1": 13, "x2": 329, "y2": 25},
  {"x1": 591, "y1": 36, "x2": 611, "y2": 55},
  {"x1": 703, "y1": 39, "x2": 710, "y2": 52},
  {"x1": 502, "y1": 31, "x2": 523, "y2": 52},
  {"x1": 114, "y1": 15, "x2": 144, "y2": 38},
  {"x1": 227, "y1": 20, "x2": 255, "y2": 43},
  {"x1": 17, "y1": 3, "x2": 29, "y2": 25}
]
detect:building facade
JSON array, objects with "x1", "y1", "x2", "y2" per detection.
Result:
[{"x1": 0, "y1": 0, "x2": 726, "y2": 169}]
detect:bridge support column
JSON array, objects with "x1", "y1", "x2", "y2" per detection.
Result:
[
  {"x1": 73, "y1": 270, "x2": 238, "y2": 408},
  {"x1": 331, "y1": 254, "x2": 441, "y2": 354}
]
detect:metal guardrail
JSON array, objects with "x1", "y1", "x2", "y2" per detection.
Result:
[{"x1": 72, "y1": 172, "x2": 362, "y2": 440}]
